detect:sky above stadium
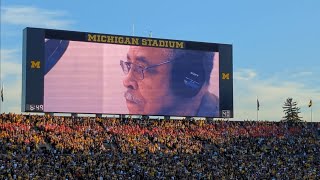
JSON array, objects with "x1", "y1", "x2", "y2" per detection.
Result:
[{"x1": 1, "y1": 0, "x2": 319, "y2": 121}]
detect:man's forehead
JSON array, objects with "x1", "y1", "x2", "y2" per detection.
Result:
[{"x1": 128, "y1": 46, "x2": 174, "y2": 59}]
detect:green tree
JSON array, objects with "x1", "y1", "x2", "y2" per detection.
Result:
[{"x1": 282, "y1": 97, "x2": 302, "y2": 122}]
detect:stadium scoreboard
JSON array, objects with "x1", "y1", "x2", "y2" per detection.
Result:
[{"x1": 22, "y1": 27, "x2": 233, "y2": 118}]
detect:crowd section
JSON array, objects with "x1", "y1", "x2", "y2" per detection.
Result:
[{"x1": 0, "y1": 113, "x2": 319, "y2": 179}]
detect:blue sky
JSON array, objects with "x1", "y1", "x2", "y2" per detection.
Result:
[{"x1": 1, "y1": 0, "x2": 319, "y2": 121}]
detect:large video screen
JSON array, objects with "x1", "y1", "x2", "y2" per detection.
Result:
[{"x1": 22, "y1": 28, "x2": 233, "y2": 118}]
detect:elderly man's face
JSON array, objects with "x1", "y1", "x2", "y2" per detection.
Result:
[{"x1": 122, "y1": 46, "x2": 177, "y2": 115}]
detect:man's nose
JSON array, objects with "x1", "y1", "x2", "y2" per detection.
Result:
[{"x1": 123, "y1": 70, "x2": 138, "y2": 90}]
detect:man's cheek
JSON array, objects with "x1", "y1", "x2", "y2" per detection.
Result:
[
  {"x1": 139, "y1": 80, "x2": 154, "y2": 89},
  {"x1": 139, "y1": 81, "x2": 154, "y2": 98}
]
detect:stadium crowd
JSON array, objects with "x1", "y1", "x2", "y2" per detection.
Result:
[{"x1": 0, "y1": 113, "x2": 319, "y2": 179}]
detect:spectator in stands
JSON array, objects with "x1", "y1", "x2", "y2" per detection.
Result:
[{"x1": 120, "y1": 46, "x2": 219, "y2": 117}]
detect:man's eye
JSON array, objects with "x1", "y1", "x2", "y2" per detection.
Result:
[
  {"x1": 133, "y1": 67, "x2": 142, "y2": 73},
  {"x1": 136, "y1": 64, "x2": 145, "y2": 68}
]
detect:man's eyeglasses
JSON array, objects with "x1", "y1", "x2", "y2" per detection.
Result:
[{"x1": 120, "y1": 60, "x2": 172, "y2": 80}]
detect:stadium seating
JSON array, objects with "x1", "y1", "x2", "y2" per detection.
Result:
[{"x1": 0, "y1": 113, "x2": 319, "y2": 179}]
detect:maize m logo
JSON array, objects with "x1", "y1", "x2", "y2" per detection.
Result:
[
  {"x1": 31, "y1": 61, "x2": 40, "y2": 69},
  {"x1": 222, "y1": 73, "x2": 230, "y2": 80}
]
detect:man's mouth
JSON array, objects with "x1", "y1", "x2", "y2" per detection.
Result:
[{"x1": 124, "y1": 91, "x2": 142, "y2": 104}]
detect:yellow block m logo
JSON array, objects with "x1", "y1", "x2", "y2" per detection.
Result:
[
  {"x1": 222, "y1": 73, "x2": 230, "y2": 80},
  {"x1": 31, "y1": 61, "x2": 40, "y2": 69}
]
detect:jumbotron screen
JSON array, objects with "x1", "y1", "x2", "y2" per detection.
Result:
[{"x1": 22, "y1": 27, "x2": 233, "y2": 118}]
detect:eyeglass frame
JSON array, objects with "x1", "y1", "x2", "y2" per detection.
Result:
[{"x1": 120, "y1": 59, "x2": 173, "y2": 80}]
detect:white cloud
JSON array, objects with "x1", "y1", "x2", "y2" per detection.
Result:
[
  {"x1": 291, "y1": 71, "x2": 313, "y2": 78},
  {"x1": 1, "y1": 77, "x2": 22, "y2": 113},
  {"x1": 2, "y1": 61, "x2": 21, "y2": 78},
  {"x1": 1, "y1": 6, "x2": 73, "y2": 29},
  {"x1": 1, "y1": 49, "x2": 22, "y2": 79},
  {"x1": 1, "y1": 49, "x2": 19, "y2": 59},
  {"x1": 234, "y1": 68, "x2": 257, "y2": 80},
  {"x1": 233, "y1": 69, "x2": 320, "y2": 122},
  {"x1": 0, "y1": 49, "x2": 22, "y2": 113}
]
